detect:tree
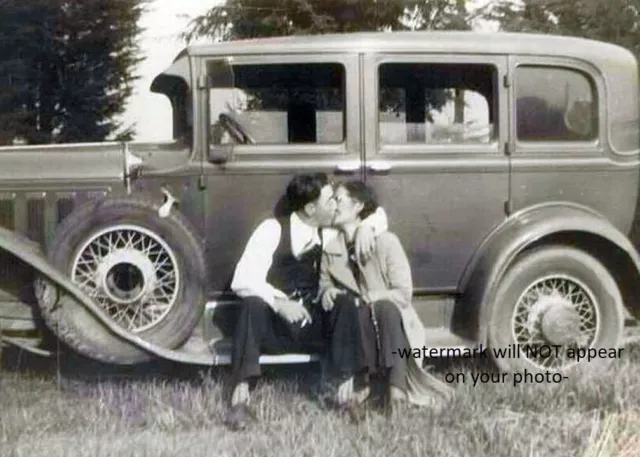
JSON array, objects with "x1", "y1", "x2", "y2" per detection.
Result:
[
  {"x1": 484, "y1": 0, "x2": 640, "y2": 61},
  {"x1": 182, "y1": 0, "x2": 473, "y2": 43},
  {"x1": 0, "y1": 0, "x2": 144, "y2": 145}
]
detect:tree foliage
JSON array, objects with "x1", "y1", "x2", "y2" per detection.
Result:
[
  {"x1": 182, "y1": 0, "x2": 473, "y2": 42},
  {"x1": 484, "y1": 0, "x2": 640, "y2": 60},
  {"x1": 0, "y1": 0, "x2": 144, "y2": 145}
]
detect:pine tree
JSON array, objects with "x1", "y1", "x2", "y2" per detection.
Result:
[{"x1": 0, "y1": 0, "x2": 144, "y2": 145}]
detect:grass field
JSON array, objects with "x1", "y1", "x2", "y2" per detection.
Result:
[{"x1": 1, "y1": 343, "x2": 640, "y2": 457}]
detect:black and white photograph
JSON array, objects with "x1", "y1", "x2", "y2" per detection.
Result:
[{"x1": 1, "y1": 1, "x2": 640, "y2": 456}]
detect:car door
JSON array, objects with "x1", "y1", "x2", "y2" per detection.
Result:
[
  {"x1": 200, "y1": 53, "x2": 363, "y2": 296},
  {"x1": 507, "y1": 56, "x2": 631, "y2": 227},
  {"x1": 362, "y1": 53, "x2": 510, "y2": 293}
]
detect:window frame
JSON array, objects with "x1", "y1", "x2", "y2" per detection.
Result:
[
  {"x1": 204, "y1": 54, "x2": 358, "y2": 157},
  {"x1": 510, "y1": 56, "x2": 605, "y2": 155},
  {"x1": 364, "y1": 53, "x2": 507, "y2": 156}
]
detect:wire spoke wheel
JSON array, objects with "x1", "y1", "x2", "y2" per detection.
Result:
[
  {"x1": 488, "y1": 246, "x2": 623, "y2": 375},
  {"x1": 512, "y1": 274, "x2": 598, "y2": 370},
  {"x1": 71, "y1": 225, "x2": 180, "y2": 333}
]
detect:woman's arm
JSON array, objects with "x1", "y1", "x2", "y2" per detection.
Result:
[{"x1": 367, "y1": 234, "x2": 413, "y2": 308}]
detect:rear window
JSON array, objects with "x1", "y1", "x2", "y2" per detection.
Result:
[{"x1": 515, "y1": 66, "x2": 598, "y2": 142}]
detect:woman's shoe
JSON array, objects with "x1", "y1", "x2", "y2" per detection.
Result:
[
  {"x1": 353, "y1": 385, "x2": 371, "y2": 404},
  {"x1": 384, "y1": 385, "x2": 408, "y2": 419},
  {"x1": 337, "y1": 400, "x2": 368, "y2": 424},
  {"x1": 223, "y1": 403, "x2": 257, "y2": 431}
]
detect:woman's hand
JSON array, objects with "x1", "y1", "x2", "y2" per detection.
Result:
[{"x1": 322, "y1": 287, "x2": 344, "y2": 311}]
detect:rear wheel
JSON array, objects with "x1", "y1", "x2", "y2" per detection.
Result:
[
  {"x1": 36, "y1": 196, "x2": 206, "y2": 364},
  {"x1": 488, "y1": 246, "x2": 624, "y2": 373}
]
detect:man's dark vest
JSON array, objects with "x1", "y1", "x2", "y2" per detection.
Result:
[{"x1": 266, "y1": 215, "x2": 322, "y2": 303}]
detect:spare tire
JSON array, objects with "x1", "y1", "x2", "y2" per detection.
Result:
[{"x1": 36, "y1": 195, "x2": 206, "y2": 364}]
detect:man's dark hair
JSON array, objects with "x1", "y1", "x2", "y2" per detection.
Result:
[
  {"x1": 286, "y1": 173, "x2": 330, "y2": 212},
  {"x1": 338, "y1": 180, "x2": 378, "y2": 220}
]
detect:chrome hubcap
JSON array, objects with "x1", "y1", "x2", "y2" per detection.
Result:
[
  {"x1": 512, "y1": 275, "x2": 599, "y2": 370},
  {"x1": 71, "y1": 225, "x2": 180, "y2": 332}
]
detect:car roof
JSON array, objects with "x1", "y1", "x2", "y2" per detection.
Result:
[{"x1": 180, "y1": 31, "x2": 635, "y2": 66}]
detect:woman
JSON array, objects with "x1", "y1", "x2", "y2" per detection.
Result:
[{"x1": 319, "y1": 180, "x2": 454, "y2": 413}]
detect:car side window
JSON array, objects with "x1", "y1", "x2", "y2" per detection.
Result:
[
  {"x1": 515, "y1": 66, "x2": 598, "y2": 142},
  {"x1": 209, "y1": 63, "x2": 345, "y2": 145},
  {"x1": 378, "y1": 63, "x2": 496, "y2": 145}
]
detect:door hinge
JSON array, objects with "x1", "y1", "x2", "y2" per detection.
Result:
[
  {"x1": 504, "y1": 200, "x2": 512, "y2": 216},
  {"x1": 504, "y1": 141, "x2": 511, "y2": 156},
  {"x1": 503, "y1": 74, "x2": 511, "y2": 88}
]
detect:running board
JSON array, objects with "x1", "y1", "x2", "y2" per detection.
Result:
[{"x1": 205, "y1": 336, "x2": 320, "y2": 365}]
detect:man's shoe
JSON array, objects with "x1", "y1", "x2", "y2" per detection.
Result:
[{"x1": 223, "y1": 403, "x2": 256, "y2": 431}]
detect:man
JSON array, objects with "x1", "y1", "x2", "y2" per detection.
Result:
[{"x1": 225, "y1": 172, "x2": 387, "y2": 430}]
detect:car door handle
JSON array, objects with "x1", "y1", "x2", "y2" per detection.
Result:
[
  {"x1": 367, "y1": 162, "x2": 392, "y2": 173},
  {"x1": 335, "y1": 162, "x2": 360, "y2": 174}
]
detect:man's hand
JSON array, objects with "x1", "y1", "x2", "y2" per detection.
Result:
[
  {"x1": 354, "y1": 225, "x2": 376, "y2": 263},
  {"x1": 322, "y1": 287, "x2": 344, "y2": 311},
  {"x1": 273, "y1": 298, "x2": 312, "y2": 325}
]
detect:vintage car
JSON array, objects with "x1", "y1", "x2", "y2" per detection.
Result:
[{"x1": 1, "y1": 31, "x2": 639, "y2": 376}]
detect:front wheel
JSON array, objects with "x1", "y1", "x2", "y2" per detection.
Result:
[
  {"x1": 36, "y1": 196, "x2": 207, "y2": 364},
  {"x1": 488, "y1": 246, "x2": 624, "y2": 374}
]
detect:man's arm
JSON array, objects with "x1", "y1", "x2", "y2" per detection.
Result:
[
  {"x1": 355, "y1": 206, "x2": 389, "y2": 262},
  {"x1": 230, "y1": 219, "x2": 287, "y2": 309}
]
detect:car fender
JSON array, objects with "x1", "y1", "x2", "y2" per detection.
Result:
[{"x1": 454, "y1": 202, "x2": 640, "y2": 343}]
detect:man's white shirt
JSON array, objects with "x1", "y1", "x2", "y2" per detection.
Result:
[{"x1": 230, "y1": 208, "x2": 388, "y2": 308}]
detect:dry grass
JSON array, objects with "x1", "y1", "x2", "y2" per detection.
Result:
[
  {"x1": 1, "y1": 344, "x2": 639, "y2": 457},
  {"x1": 583, "y1": 409, "x2": 640, "y2": 457}
]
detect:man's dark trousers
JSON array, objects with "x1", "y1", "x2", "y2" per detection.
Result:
[{"x1": 230, "y1": 295, "x2": 362, "y2": 383}]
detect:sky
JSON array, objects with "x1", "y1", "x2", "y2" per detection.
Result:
[
  {"x1": 118, "y1": 0, "x2": 214, "y2": 141},
  {"x1": 121, "y1": 0, "x2": 498, "y2": 142}
]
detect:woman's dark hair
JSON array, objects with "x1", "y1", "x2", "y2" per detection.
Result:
[
  {"x1": 338, "y1": 180, "x2": 378, "y2": 220},
  {"x1": 286, "y1": 172, "x2": 330, "y2": 212}
]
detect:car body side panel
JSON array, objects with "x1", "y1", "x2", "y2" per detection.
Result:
[{"x1": 0, "y1": 142, "x2": 124, "y2": 183}]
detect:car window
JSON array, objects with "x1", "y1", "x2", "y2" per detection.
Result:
[
  {"x1": 209, "y1": 63, "x2": 345, "y2": 145},
  {"x1": 515, "y1": 66, "x2": 597, "y2": 142},
  {"x1": 378, "y1": 63, "x2": 496, "y2": 145}
]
